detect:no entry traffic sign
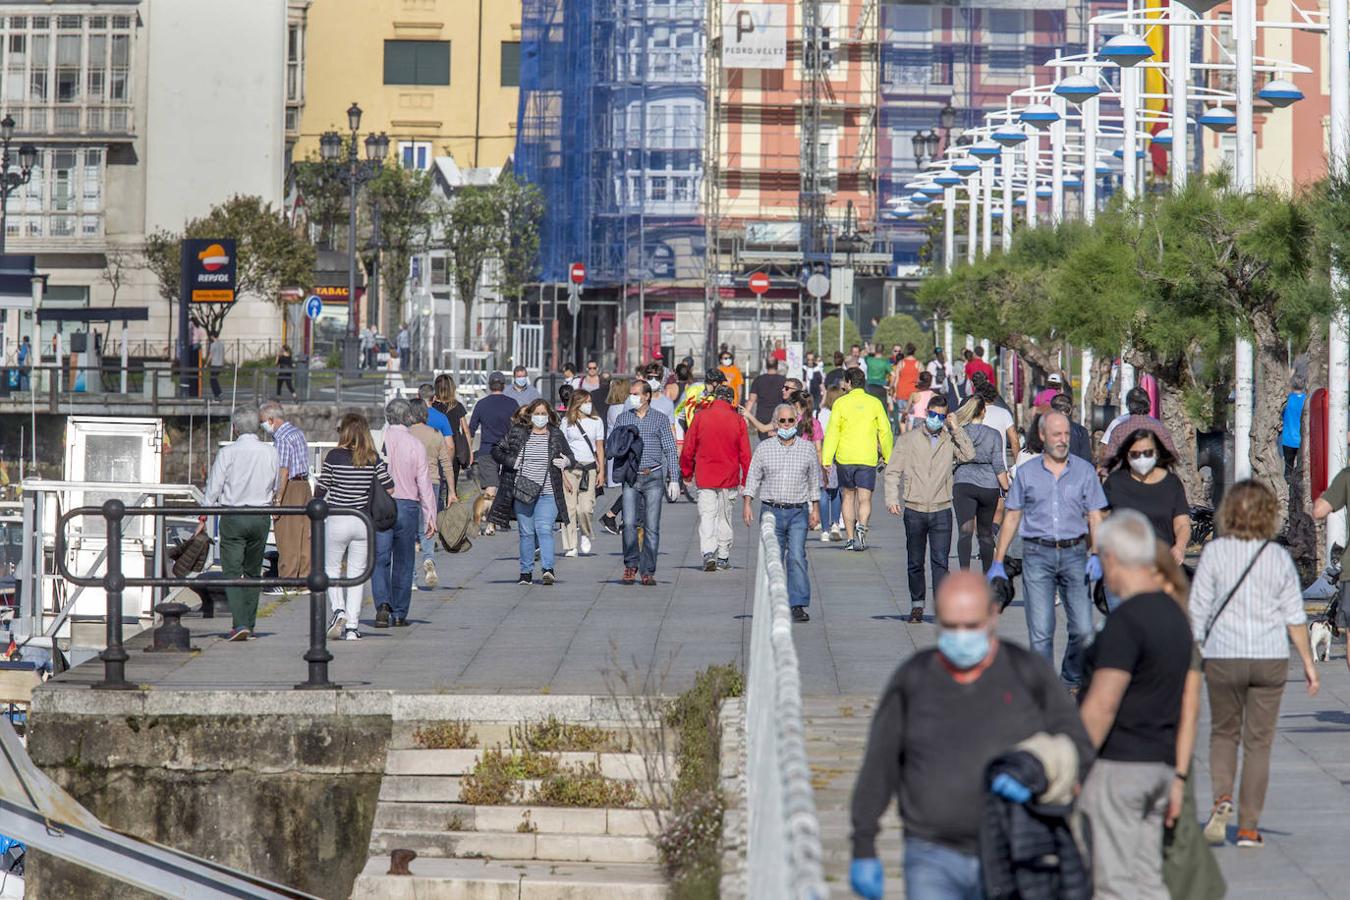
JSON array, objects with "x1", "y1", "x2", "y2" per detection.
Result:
[
  {"x1": 570, "y1": 262, "x2": 586, "y2": 284},
  {"x1": 748, "y1": 272, "x2": 770, "y2": 295}
]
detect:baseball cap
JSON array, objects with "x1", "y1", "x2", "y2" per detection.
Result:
[
  {"x1": 652, "y1": 350, "x2": 664, "y2": 361},
  {"x1": 1047, "y1": 373, "x2": 1063, "y2": 385},
  {"x1": 488, "y1": 371, "x2": 507, "y2": 388}
]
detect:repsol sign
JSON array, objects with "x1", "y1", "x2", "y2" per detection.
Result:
[{"x1": 181, "y1": 238, "x2": 237, "y2": 303}]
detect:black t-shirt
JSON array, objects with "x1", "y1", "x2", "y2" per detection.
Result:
[
  {"x1": 1083, "y1": 591, "x2": 1192, "y2": 765},
  {"x1": 749, "y1": 373, "x2": 786, "y2": 422},
  {"x1": 1103, "y1": 469, "x2": 1189, "y2": 546},
  {"x1": 825, "y1": 367, "x2": 848, "y2": 389}
]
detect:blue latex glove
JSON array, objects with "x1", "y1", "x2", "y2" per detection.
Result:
[
  {"x1": 987, "y1": 561, "x2": 1007, "y2": 582},
  {"x1": 1085, "y1": 553, "x2": 1103, "y2": 582},
  {"x1": 850, "y1": 858, "x2": 884, "y2": 900},
  {"x1": 991, "y1": 772, "x2": 1033, "y2": 804}
]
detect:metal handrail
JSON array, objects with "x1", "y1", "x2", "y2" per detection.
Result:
[
  {"x1": 53, "y1": 499, "x2": 375, "y2": 691},
  {"x1": 745, "y1": 514, "x2": 826, "y2": 899}
]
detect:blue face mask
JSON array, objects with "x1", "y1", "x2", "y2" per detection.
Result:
[
  {"x1": 776, "y1": 427, "x2": 797, "y2": 441},
  {"x1": 937, "y1": 628, "x2": 990, "y2": 669},
  {"x1": 926, "y1": 414, "x2": 945, "y2": 434}
]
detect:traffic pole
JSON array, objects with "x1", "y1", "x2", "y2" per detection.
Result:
[
  {"x1": 1232, "y1": 0, "x2": 1256, "y2": 480},
  {"x1": 1329, "y1": 0, "x2": 1349, "y2": 553}
]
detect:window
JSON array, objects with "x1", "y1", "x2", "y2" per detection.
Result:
[
  {"x1": 399, "y1": 141, "x2": 432, "y2": 170},
  {"x1": 500, "y1": 41, "x2": 520, "y2": 87},
  {"x1": 3, "y1": 147, "x2": 104, "y2": 239},
  {"x1": 383, "y1": 40, "x2": 450, "y2": 86},
  {"x1": 988, "y1": 11, "x2": 1026, "y2": 73},
  {"x1": 287, "y1": 25, "x2": 303, "y2": 102}
]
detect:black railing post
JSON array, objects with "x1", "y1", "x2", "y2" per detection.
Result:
[
  {"x1": 296, "y1": 497, "x2": 336, "y2": 690},
  {"x1": 95, "y1": 499, "x2": 134, "y2": 690}
]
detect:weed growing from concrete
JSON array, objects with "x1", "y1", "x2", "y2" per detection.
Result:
[
  {"x1": 459, "y1": 748, "x2": 559, "y2": 805},
  {"x1": 509, "y1": 715, "x2": 631, "y2": 753},
  {"x1": 528, "y1": 760, "x2": 639, "y2": 808},
  {"x1": 413, "y1": 720, "x2": 477, "y2": 749},
  {"x1": 516, "y1": 810, "x2": 538, "y2": 833}
]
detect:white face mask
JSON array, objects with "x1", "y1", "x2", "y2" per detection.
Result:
[
  {"x1": 1128, "y1": 454, "x2": 1158, "y2": 477},
  {"x1": 647, "y1": 378, "x2": 661, "y2": 391},
  {"x1": 626, "y1": 394, "x2": 642, "y2": 410},
  {"x1": 531, "y1": 414, "x2": 549, "y2": 429},
  {"x1": 580, "y1": 402, "x2": 593, "y2": 415}
]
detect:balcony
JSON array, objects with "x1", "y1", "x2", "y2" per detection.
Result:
[{"x1": 7, "y1": 103, "x2": 135, "y2": 139}]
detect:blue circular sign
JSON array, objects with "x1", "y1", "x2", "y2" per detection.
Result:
[{"x1": 305, "y1": 294, "x2": 323, "y2": 320}]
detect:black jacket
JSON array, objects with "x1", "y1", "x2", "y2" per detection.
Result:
[
  {"x1": 605, "y1": 423, "x2": 645, "y2": 487},
  {"x1": 487, "y1": 423, "x2": 575, "y2": 526},
  {"x1": 980, "y1": 749, "x2": 1092, "y2": 900}
]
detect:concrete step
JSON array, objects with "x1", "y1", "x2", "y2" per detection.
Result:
[
  {"x1": 385, "y1": 748, "x2": 671, "y2": 780},
  {"x1": 390, "y1": 721, "x2": 660, "y2": 751},
  {"x1": 368, "y1": 827, "x2": 659, "y2": 864},
  {"x1": 351, "y1": 855, "x2": 669, "y2": 900},
  {"x1": 377, "y1": 775, "x2": 658, "y2": 805},
  {"x1": 373, "y1": 803, "x2": 659, "y2": 837}
]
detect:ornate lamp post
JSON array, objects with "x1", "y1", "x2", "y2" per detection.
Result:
[
  {"x1": 0, "y1": 114, "x2": 38, "y2": 255},
  {"x1": 318, "y1": 103, "x2": 388, "y2": 354}
]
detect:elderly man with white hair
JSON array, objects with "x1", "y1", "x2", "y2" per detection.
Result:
[
  {"x1": 742, "y1": 402, "x2": 822, "y2": 623},
  {"x1": 990, "y1": 411, "x2": 1108, "y2": 691},
  {"x1": 198, "y1": 406, "x2": 280, "y2": 641},
  {"x1": 372, "y1": 397, "x2": 438, "y2": 628},
  {"x1": 1078, "y1": 508, "x2": 1196, "y2": 899}
]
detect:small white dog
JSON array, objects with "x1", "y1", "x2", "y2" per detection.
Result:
[{"x1": 1309, "y1": 620, "x2": 1334, "y2": 662}]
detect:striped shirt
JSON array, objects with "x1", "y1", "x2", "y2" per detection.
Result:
[
  {"x1": 273, "y1": 421, "x2": 310, "y2": 478},
  {"x1": 1189, "y1": 537, "x2": 1307, "y2": 659},
  {"x1": 517, "y1": 431, "x2": 554, "y2": 496},
  {"x1": 613, "y1": 406, "x2": 679, "y2": 480},
  {"x1": 316, "y1": 448, "x2": 394, "y2": 508}
]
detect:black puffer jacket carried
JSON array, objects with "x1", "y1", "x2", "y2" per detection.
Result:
[{"x1": 488, "y1": 423, "x2": 576, "y2": 527}]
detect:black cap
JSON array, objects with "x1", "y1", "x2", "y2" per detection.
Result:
[
  {"x1": 488, "y1": 371, "x2": 507, "y2": 388},
  {"x1": 705, "y1": 367, "x2": 727, "y2": 384},
  {"x1": 714, "y1": 385, "x2": 735, "y2": 403}
]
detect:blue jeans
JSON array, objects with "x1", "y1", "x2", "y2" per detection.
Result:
[
  {"x1": 903, "y1": 837, "x2": 983, "y2": 900},
  {"x1": 622, "y1": 471, "x2": 665, "y2": 574},
  {"x1": 820, "y1": 487, "x2": 842, "y2": 530},
  {"x1": 374, "y1": 498, "x2": 420, "y2": 619},
  {"x1": 419, "y1": 485, "x2": 446, "y2": 564},
  {"x1": 515, "y1": 492, "x2": 558, "y2": 573},
  {"x1": 904, "y1": 508, "x2": 952, "y2": 609},
  {"x1": 1020, "y1": 541, "x2": 1094, "y2": 687},
  {"x1": 764, "y1": 506, "x2": 810, "y2": 607}
]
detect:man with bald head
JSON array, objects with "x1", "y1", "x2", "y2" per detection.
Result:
[
  {"x1": 990, "y1": 411, "x2": 1108, "y2": 691},
  {"x1": 849, "y1": 573, "x2": 1091, "y2": 899}
]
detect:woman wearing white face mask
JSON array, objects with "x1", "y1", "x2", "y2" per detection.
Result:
[
  {"x1": 1103, "y1": 428, "x2": 1191, "y2": 567},
  {"x1": 560, "y1": 390, "x2": 605, "y2": 557},
  {"x1": 487, "y1": 399, "x2": 577, "y2": 585}
]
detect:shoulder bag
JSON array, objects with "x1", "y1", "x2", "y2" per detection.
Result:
[
  {"x1": 368, "y1": 463, "x2": 398, "y2": 532},
  {"x1": 1200, "y1": 540, "x2": 1271, "y2": 647}
]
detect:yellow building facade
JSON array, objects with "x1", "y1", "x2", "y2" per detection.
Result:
[{"x1": 296, "y1": 0, "x2": 520, "y2": 170}]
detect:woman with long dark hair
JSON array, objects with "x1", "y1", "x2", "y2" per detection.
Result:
[
  {"x1": 1103, "y1": 428, "x2": 1190, "y2": 564},
  {"x1": 951, "y1": 397, "x2": 1009, "y2": 571},
  {"x1": 432, "y1": 373, "x2": 472, "y2": 485},
  {"x1": 488, "y1": 399, "x2": 576, "y2": 585}
]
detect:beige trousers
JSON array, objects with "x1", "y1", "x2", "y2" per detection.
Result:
[
  {"x1": 696, "y1": 487, "x2": 737, "y2": 559},
  {"x1": 274, "y1": 479, "x2": 312, "y2": 579},
  {"x1": 561, "y1": 468, "x2": 596, "y2": 551}
]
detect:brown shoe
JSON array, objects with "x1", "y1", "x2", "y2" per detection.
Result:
[
  {"x1": 621, "y1": 567, "x2": 637, "y2": 585},
  {"x1": 640, "y1": 574, "x2": 657, "y2": 587},
  {"x1": 908, "y1": 606, "x2": 924, "y2": 624}
]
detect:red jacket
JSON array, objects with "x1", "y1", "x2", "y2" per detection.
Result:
[{"x1": 679, "y1": 399, "x2": 752, "y2": 489}]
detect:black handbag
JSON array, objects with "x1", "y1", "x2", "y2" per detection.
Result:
[{"x1": 368, "y1": 470, "x2": 398, "y2": 531}]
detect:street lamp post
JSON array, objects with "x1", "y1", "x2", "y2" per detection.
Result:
[
  {"x1": 1329, "y1": 0, "x2": 1348, "y2": 553},
  {"x1": 0, "y1": 115, "x2": 37, "y2": 256},
  {"x1": 319, "y1": 103, "x2": 389, "y2": 365}
]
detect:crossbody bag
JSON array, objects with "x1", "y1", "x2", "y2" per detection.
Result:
[{"x1": 1200, "y1": 539, "x2": 1271, "y2": 647}]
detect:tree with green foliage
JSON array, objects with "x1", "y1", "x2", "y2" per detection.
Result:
[
  {"x1": 806, "y1": 315, "x2": 861, "y2": 360},
  {"x1": 871, "y1": 313, "x2": 932, "y2": 360},
  {"x1": 144, "y1": 195, "x2": 315, "y2": 338},
  {"x1": 291, "y1": 145, "x2": 351, "y2": 250},
  {"x1": 367, "y1": 165, "x2": 434, "y2": 326}
]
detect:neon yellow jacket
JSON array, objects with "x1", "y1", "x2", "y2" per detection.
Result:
[{"x1": 822, "y1": 388, "x2": 894, "y2": 467}]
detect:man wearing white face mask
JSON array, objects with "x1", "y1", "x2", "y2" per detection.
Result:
[
  {"x1": 611, "y1": 380, "x2": 680, "y2": 585},
  {"x1": 506, "y1": 365, "x2": 542, "y2": 407},
  {"x1": 883, "y1": 393, "x2": 974, "y2": 624},
  {"x1": 849, "y1": 572, "x2": 1091, "y2": 900},
  {"x1": 743, "y1": 403, "x2": 821, "y2": 622}
]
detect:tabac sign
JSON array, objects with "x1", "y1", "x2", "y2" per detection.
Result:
[
  {"x1": 722, "y1": 4, "x2": 787, "y2": 70},
  {"x1": 181, "y1": 238, "x2": 237, "y2": 303}
]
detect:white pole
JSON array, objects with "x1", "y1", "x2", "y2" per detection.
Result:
[
  {"x1": 1081, "y1": 348, "x2": 1093, "y2": 425},
  {"x1": 1083, "y1": 95, "x2": 1098, "y2": 225},
  {"x1": 981, "y1": 158, "x2": 994, "y2": 256},
  {"x1": 1001, "y1": 146, "x2": 1014, "y2": 252},
  {"x1": 1170, "y1": 7, "x2": 1190, "y2": 190},
  {"x1": 1328, "y1": 0, "x2": 1348, "y2": 552},
  {"x1": 1232, "y1": 0, "x2": 1255, "y2": 480},
  {"x1": 967, "y1": 177, "x2": 978, "y2": 264},
  {"x1": 120, "y1": 321, "x2": 129, "y2": 393},
  {"x1": 1024, "y1": 130, "x2": 1038, "y2": 230},
  {"x1": 1051, "y1": 97, "x2": 1066, "y2": 225},
  {"x1": 944, "y1": 321, "x2": 954, "y2": 359},
  {"x1": 1122, "y1": 66, "x2": 1139, "y2": 201},
  {"x1": 943, "y1": 186, "x2": 956, "y2": 273}
]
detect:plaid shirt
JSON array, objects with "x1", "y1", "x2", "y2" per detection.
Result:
[
  {"x1": 744, "y1": 436, "x2": 822, "y2": 505},
  {"x1": 273, "y1": 421, "x2": 309, "y2": 478},
  {"x1": 613, "y1": 406, "x2": 679, "y2": 481}
]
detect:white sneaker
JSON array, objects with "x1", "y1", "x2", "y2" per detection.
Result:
[
  {"x1": 580, "y1": 535, "x2": 592, "y2": 555},
  {"x1": 423, "y1": 558, "x2": 438, "y2": 588},
  {"x1": 563, "y1": 548, "x2": 579, "y2": 558},
  {"x1": 341, "y1": 628, "x2": 362, "y2": 641},
  {"x1": 326, "y1": 611, "x2": 347, "y2": 640},
  {"x1": 820, "y1": 531, "x2": 831, "y2": 542}
]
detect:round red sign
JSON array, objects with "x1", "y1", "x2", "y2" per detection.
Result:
[
  {"x1": 748, "y1": 272, "x2": 770, "y2": 295},
  {"x1": 569, "y1": 262, "x2": 586, "y2": 284}
]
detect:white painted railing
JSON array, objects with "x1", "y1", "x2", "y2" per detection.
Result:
[{"x1": 745, "y1": 514, "x2": 827, "y2": 899}]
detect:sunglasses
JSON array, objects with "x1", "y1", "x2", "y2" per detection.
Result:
[
  {"x1": 777, "y1": 417, "x2": 798, "y2": 424},
  {"x1": 1128, "y1": 449, "x2": 1156, "y2": 460},
  {"x1": 927, "y1": 412, "x2": 947, "y2": 420}
]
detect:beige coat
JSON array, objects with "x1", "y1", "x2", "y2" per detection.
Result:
[
  {"x1": 882, "y1": 423, "x2": 974, "y2": 512},
  {"x1": 410, "y1": 422, "x2": 454, "y2": 488}
]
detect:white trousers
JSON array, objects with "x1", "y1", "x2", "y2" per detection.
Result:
[
  {"x1": 696, "y1": 487, "x2": 737, "y2": 558},
  {"x1": 325, "y1": 515, "x2": 368, "y2": 625}
]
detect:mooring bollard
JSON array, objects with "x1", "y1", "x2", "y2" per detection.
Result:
[{"x1": 145, "y1": 602, "x2": 193, "y2": 653}]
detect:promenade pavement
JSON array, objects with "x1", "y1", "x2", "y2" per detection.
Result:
[{"x1": 48, "y1": 492, "x2": 1350, "y2": 898}]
